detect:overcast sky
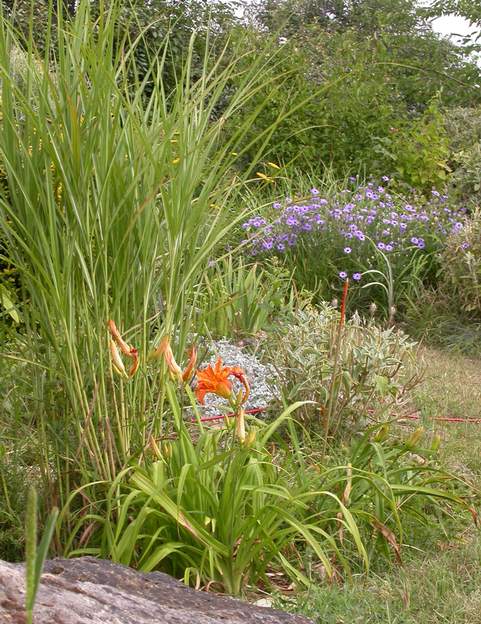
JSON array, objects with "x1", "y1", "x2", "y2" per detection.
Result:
[{"x1": 431, "y1": 14, "x2": 478, "y2": 43}]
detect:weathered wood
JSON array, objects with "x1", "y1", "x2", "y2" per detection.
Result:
[{"x1": 0, "y1": 557, "x2": 313, "y2": 624}]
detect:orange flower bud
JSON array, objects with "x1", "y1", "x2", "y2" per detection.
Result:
[
  {"x1": 182, "y1": 345, "x2": 198, "y2": 383},
  {"x1": 151, "y1": 336, "x2": 183, "y2": 380}
]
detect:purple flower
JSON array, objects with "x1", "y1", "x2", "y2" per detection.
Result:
[
  {"x1": 344, "y1": 247, "x2": 352, "y2": 254},
  {"x1": 339, "y1": 271, "x2": 348, "y2": 280},
  {"x1": 461, "y1": 242, "x2": 470, "y2": 250},
  {"x1": 417, "y1": 238, "x2": 425, "y2": 249},
  {"x1": 385, "y1": 244, "x2": 393, "y2": 252},
  {"x1": 352, "y1": 273, "x2": 362, "y2": 281},
  {"x1": 381, "y1": 175, "x2": 390, "y2": 182},
  {"x1": 273, "y1": 202, "x2": 282, "y2": 210},
  {"x1": 311, "y1": 188, "x2": 319, "y2": 196},
  {"x1": 410, "y1": 237, "x2": 419, "y2": 245},
  {"x1": 377, "y1": 242, "x2": 386, "y2": 250}
]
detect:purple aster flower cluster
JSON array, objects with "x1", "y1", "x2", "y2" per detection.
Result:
[{"x1": 241, "y1": 183, "x2": 469, "y2": 280}]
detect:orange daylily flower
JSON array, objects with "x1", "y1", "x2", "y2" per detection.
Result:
[
  {"x1": 150, "y1": 336, "x2": 197, "y2": 383},
  {"x1": 195, "y1": 358, "x2": 249, "y2": 406},
  {"x1": 107, "y1": 320, "x2": 139, "y2": 379}
]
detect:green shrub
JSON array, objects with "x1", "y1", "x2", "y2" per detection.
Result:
[
  {"x1": 439, "y1": 210, "x2": 481, "y2": 319},
  {"x1": 444, "y1": 106, "x2": 481, "y2": 209},
  {"x1": 383, "y1": 98, "x2": 450, "y2": 192},
  {"x1": 260, "y1": 304, "x2": 418, "y2": 434}
]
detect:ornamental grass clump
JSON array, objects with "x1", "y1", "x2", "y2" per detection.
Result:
[{"x1": 0, "y1": 0, "x2": 299, "y2": 519}]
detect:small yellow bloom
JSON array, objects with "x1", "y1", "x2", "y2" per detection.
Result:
[
  {"x1": 256, "y1": 172, "x2": 273, "y2": 182},
  {"x1": 172, "y1": 157, "x2": 180, "y2": 165},
  {"x1": 267, "y1": 161, "x2": 281, "y2": 170}
]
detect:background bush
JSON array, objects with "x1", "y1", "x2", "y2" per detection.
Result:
[
  {"x1": 445, "y1": 106, "x2": 481, "y2": 209},
  {"x1": 439, "y1": 210, "x2": 481, "y2": 320}
]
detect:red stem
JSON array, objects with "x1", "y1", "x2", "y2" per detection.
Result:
[
  {"x1": 192, "y1": 407, "x2": 265, "y2": 423},
  {"x1": 193, "y1": 407, "x2": 481, "y2": 425},
  {"x1": 340, "y1": 278, "x2": 349, "y2": 328}
]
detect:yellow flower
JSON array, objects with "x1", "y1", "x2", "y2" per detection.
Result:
[{"x1": 256, "y1": 172, "x2": 273, "y2": 182}]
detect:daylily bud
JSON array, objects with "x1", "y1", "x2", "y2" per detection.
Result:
[
  {"x1": 149, "y1": 435, "x2": 162, "y2": 460},
  {"x1": 107, "y1": 320, "x2": 139, "y2": 378},
  {"x1": 182, "y1": 345, "x2": 197, "y2": 383},
  {"x1": 431, "y1": 433, "x2": 441, "y2": 453},
  {"x1": 151, "y1": 336, "x2": 183, "y2": 380},
  {"x1": 235, "y1": 409, "x2": 246, "y2": 443},
  {"x1": 244, "y1": 428, "x2": 257, "y2": 447},
  {"x1": 107, "y1": 320, "x2": 132, "y2": 355},
  {"x1": 407, "y1": 427, "x2": 424, "y2": 448},
  {"x1": 109, "y1": 339, "x2": 128, "y2": 378},
  {"x1": 128, "y1": 348, "x2": 139, "y2": 378},
  {"x1": 374, "y1": 423, "x2": 390, "y2": 442},
  {"x1": 162, "y1": 441, "x2": 173, "y2": 459}
]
